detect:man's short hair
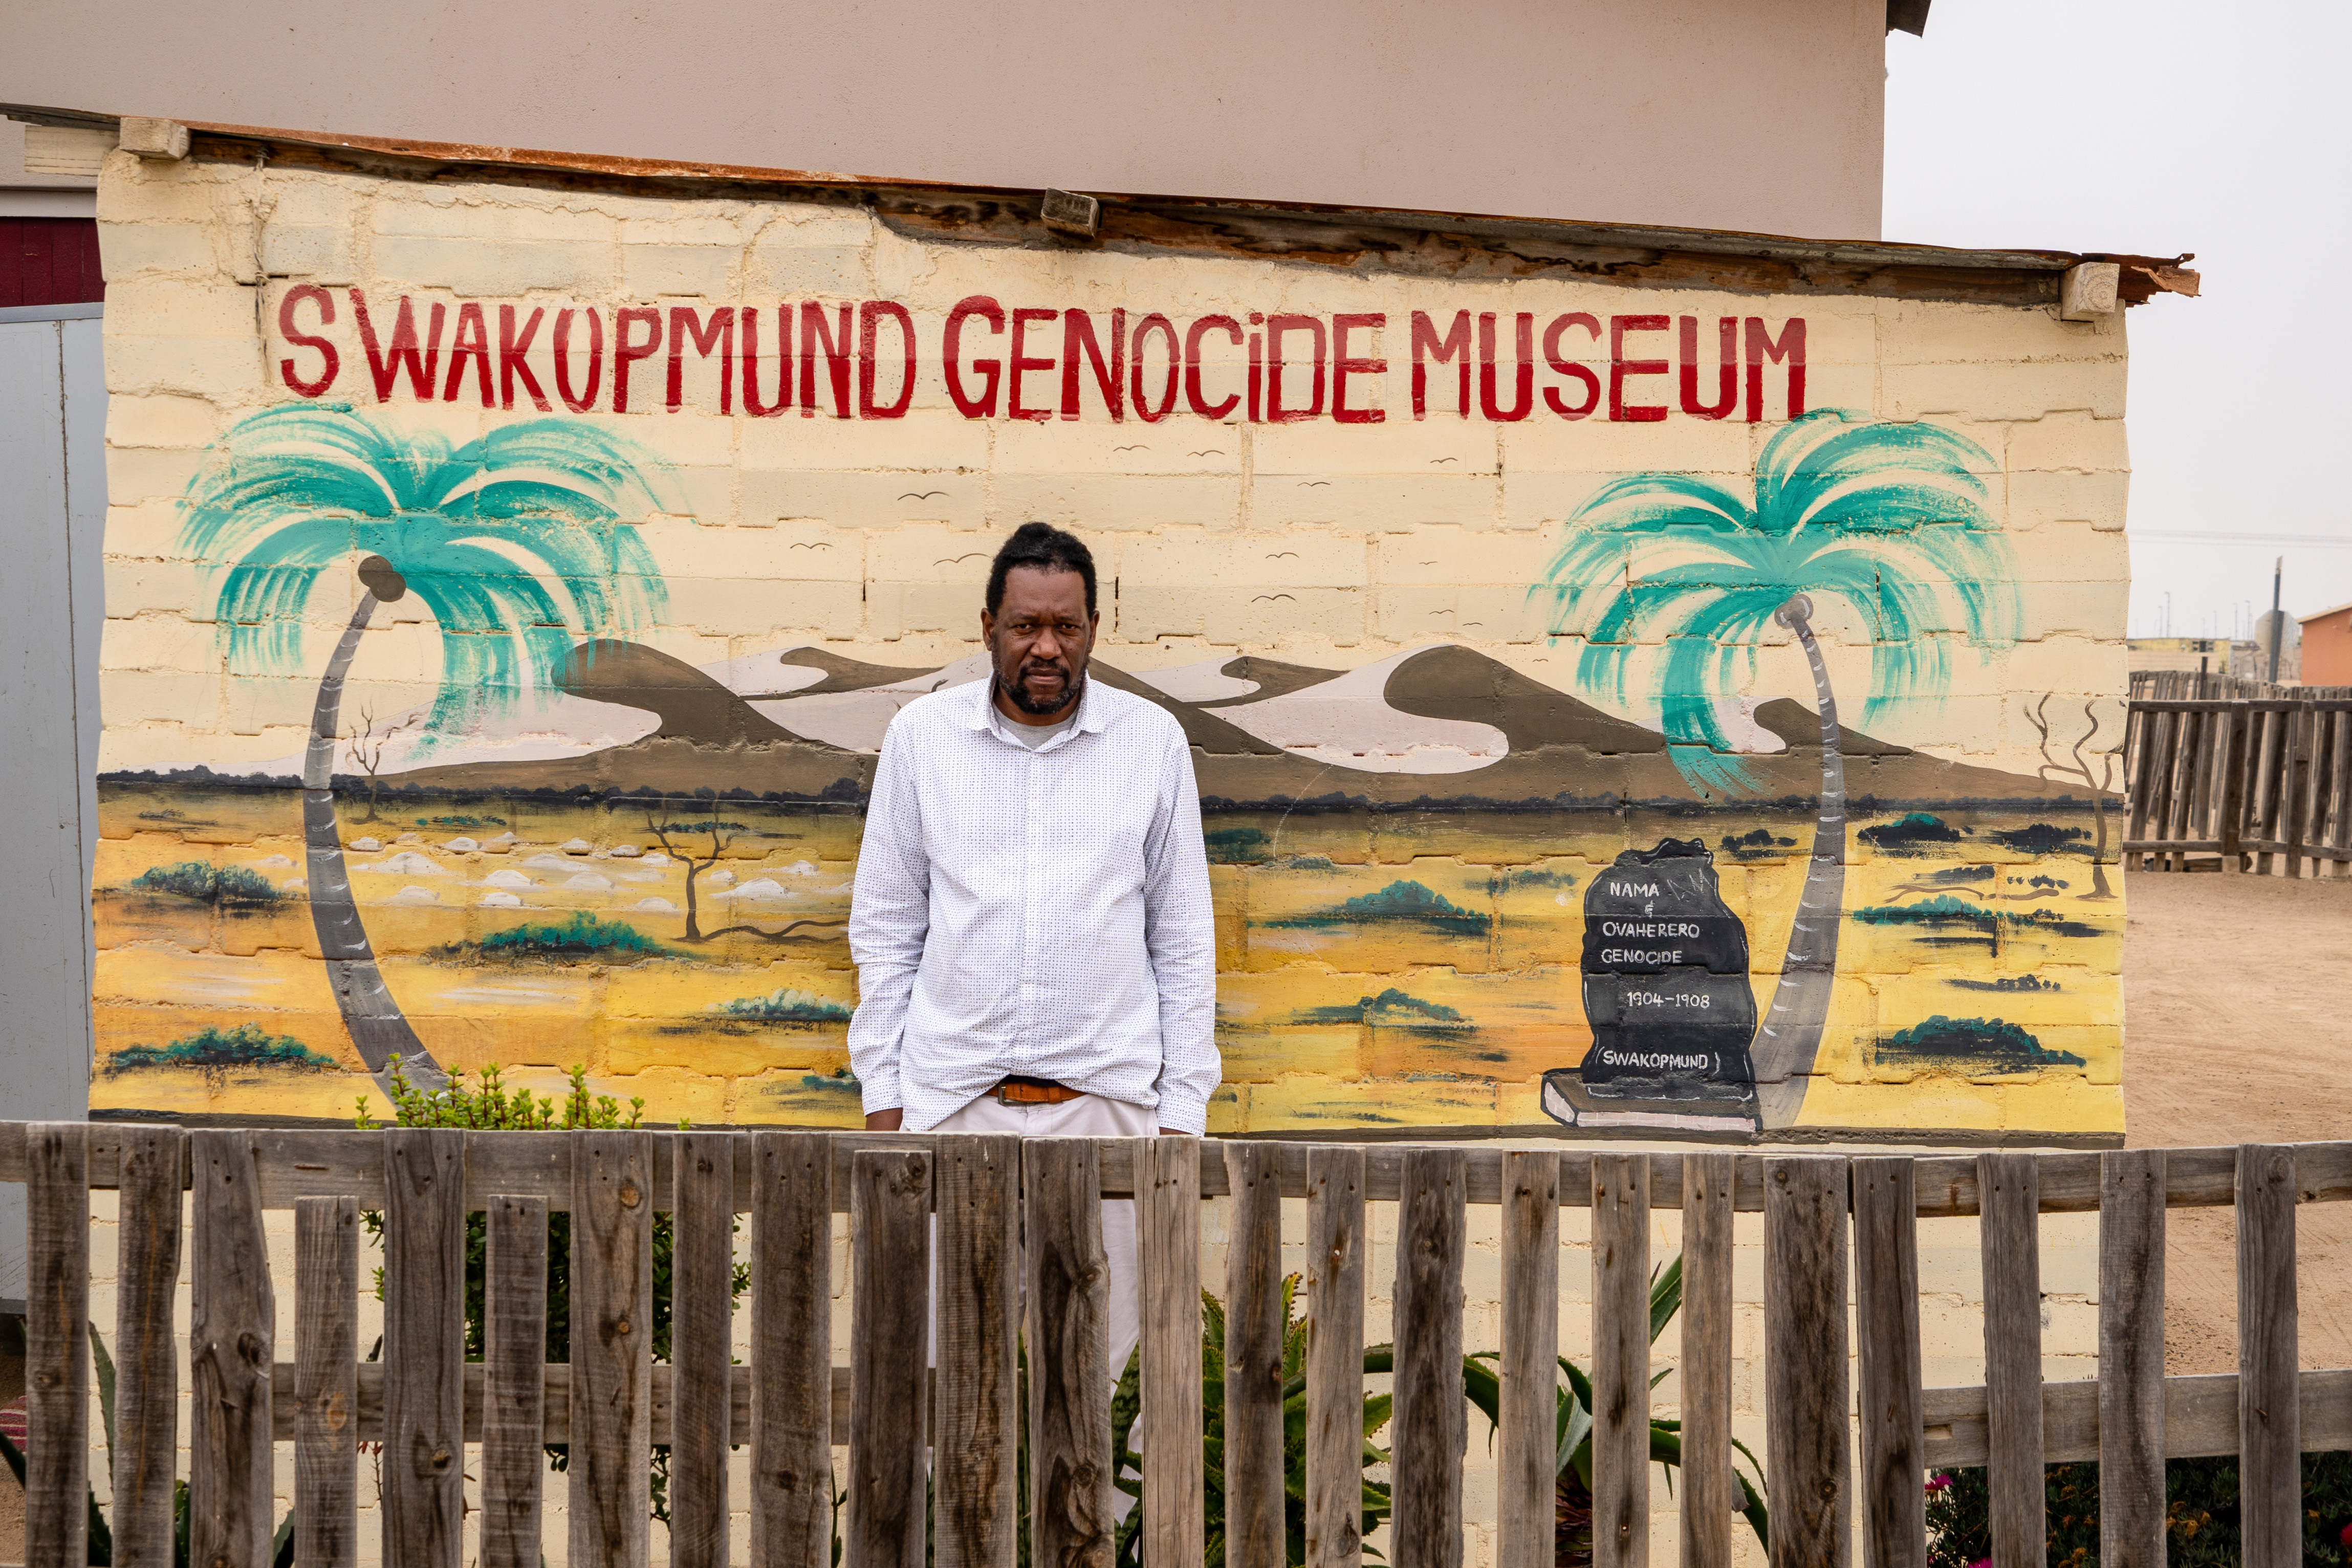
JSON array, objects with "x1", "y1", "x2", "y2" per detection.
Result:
[{"x1": 986, "y1": 522, "x2": 1098, "y2": 615}]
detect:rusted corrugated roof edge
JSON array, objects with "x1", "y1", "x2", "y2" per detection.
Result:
[{"x1": 6, "y1": 101, "x2": 2198, "y2": 300}]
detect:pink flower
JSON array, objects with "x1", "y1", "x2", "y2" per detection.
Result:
[
  {"x1": 1924, "y1": 1474, "x2": 1952, "y2": 1495},
  {"x1": 2339, "y1": 1520, "x2": 2352, "y2": 1548},
  {"x1": 1968, "y1": 1559, "x2": 1992, "y2": 1568}
]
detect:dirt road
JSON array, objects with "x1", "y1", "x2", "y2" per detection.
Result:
[{"x1": 2125, "y1": 863, "x2": 2352, "y2": 1372}]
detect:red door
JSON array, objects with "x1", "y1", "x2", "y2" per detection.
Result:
[{"x1": 1, "y1": 217, "x2": 104, "y2": 307}]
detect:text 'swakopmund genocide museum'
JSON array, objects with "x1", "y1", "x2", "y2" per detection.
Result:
[{"x1": 0, "y1": 0, "x2": 2198, "y2": 1153}]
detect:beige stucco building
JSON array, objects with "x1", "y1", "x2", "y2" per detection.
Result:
[{"x1": 7, "y1": 0, "x2": 1909, "y2": 241}]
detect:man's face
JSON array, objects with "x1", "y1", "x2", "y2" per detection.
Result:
[{"x1": 983, "y1": 565, "x2": 1097, "y2": 720}]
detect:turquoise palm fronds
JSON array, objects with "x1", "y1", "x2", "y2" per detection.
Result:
[
  {"x1": 178, "y1": 404, "x2": 669, "y2": 743},
  {"x1": 1533, "y1": 410, "x2": 2019, "y2": 793}
]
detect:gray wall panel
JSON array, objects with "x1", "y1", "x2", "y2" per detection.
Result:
[{"x1": 0, "y1": 311, "x2": 102, "y2": 1299}]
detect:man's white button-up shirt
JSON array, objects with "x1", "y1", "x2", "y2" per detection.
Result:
[{"x1": 846, "y1": 676, "x2": 1220, "y2": 1133}]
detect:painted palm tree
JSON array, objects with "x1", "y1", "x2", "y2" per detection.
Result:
[
  {"x1": 179, "y1": 405, "x2": 669, "y2": 1088},
  {"x1": 1533, "y1": 410, "x2": 2020, "y2": 1127}
]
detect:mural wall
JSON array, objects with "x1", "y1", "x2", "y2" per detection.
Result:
[{"x1": 88, "y1": 147, "x2": 2131, "y2": 1141}]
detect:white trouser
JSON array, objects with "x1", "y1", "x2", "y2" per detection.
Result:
[{"x1": 928, "y1": 1091, "x2": 1155, "y2": 1382}]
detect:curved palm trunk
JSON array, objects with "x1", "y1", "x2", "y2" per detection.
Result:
[
  {"x1": 303, "y1": 568, "x2": 446, "y2": 1092},
  {"x1": 1754, "y1": 596, "x2": 1845, "y2": 1129}
]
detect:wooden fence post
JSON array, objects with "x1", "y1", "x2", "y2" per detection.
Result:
[
  {"x1": 1306, "y1": 1146, "x2": 1367, "y2": 1568},
  {"x1": 935, "y1": 1134, "x2": 1022, "y2": 1568},
  {"x1": 851, "y1": 1146, "x2": 933, "y2": 1568},
  {"x1": 1141, "y1": 1137, "x2": 1207, "y2": 1568},
  {"x1": 25, "y1": 1122, "x2": 88, "y2": 1568},
  {"x1": 294, "y1": 1195, "x2": 359, "y2": 1568},
  {"x1": 1028, "y1": 1138, "x2": 1114, "y2": 1568},
  {"x1": 1592, "y1": 1154, "x2": 1651, "y2": 1568},
  {"x1": 670, "y1": 1132, "x2": 738, "y2": 1568},
  {"x1": 751, "y1": 1133, "x2": 833, "y2": 1568},
  {"x1": 113, "y1": 1126, "x2": 184, "y2": 1568},
  {"x1": 2098, "y1": 1150, "x2": 2166, "y2": 1568},
  {"x1": 1764, "y1": 1157, "x2": 1849, "y2": 1568},
  {"x1": 1225, "y1": 1141, "x2": 1288, "y2": 1568},
  {"x1": 1679, "y1": 1154, "x2": 1735, "y2": 1568},
  {"x1": 2238, "y1": 1144, "x2": 2299, "y2": 1568},
  {"x1": 1392, "y1": 1148, "x2": 1469, "y2": 1568},
  {"x1": 383, "y1": 1128, "x2": 467, "y2": 1568},
  {"x1": 482, "y1": 1194, "x2": 548, "y2": 1568},
  {"x1": 1498, "y1": 1151, "x2": 1560, "y2": 1568},
  {"x1": 1978, "y1": 1152, "x2": 2044, "y2": 1568},
  {"x1": 1853, "y1": 1158, "x2": 1923, "y2": 1568},
  {"x1": 2221, "y1": 706, "x2": 2248, "y2": 872},
  {"x1": 570, "y1": 1129, "x2": 655, "y2": 1568},
  {"x1": 188, "y1": 1130, "x2": 274, "y2": 1568}
]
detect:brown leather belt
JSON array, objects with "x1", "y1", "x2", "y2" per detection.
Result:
[{"x1": 995, "y1": 1075, "x2": 1084, "y2": 1105}]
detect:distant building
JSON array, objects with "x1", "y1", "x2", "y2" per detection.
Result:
[
  {"x1": 2299, "y1": 601, "x2": 2352, "y2": 687},
  {"x1": 2128, "y1": 637, "x2": 2249, "y2": 676}
]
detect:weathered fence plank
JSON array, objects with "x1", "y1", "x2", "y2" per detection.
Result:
[
  {"x1": 1226, "y1": 1140, "x2": 1289, "y2": 1568},
  {"x1": 2239, "y1": 1143, "x2": 2299, "y2": 1568},
  {"x1": 294, "y1": 1195, "x2": 359, "y2": 1568},
  {"x1": 1765, "y1": 1157, "x2": 1849, "y2": 1568},
  {"x1": 751, "y1": 1131, "x2": 833, "y2": 1568},
  {"x1": 851, "y1": 1147, "x2": 932, "y2": 1568},
  {"x1": 384, "y1": 1128, "x2": 467, "y2": 1568},
  {"x1": 1140, "y1": 1137, "x2": 1207, "y2": 1568},
  {"x1": 671, "y1": 1133, "x2": 736, "y2": 1568},
  {"x1": 1853, "y1": 1157, "x2": 1923, "y2": 1568},
  {"x1": 189, "y1": 1130, "x2": 275, "y2": 1568},
  {"x1": 482, "y1": 1195, "x2": 548, "y2": 1568},
  {"x1": 1592, "y1": 1153, "x2": 1651, "y2": 1568},
  {"x1": 934, "y1": 1134, "x2": 1022, "y2": 1568},
  {"x1": 26, "y1": 1123, "x2": 89, "y2": 1568},
  {"x1": 1499, "y1": 1151, "x2": 1560, "y2": 1568},
  {"x1": 2099, "y1": 1150, "x2": 2167, "y2": 1568},
  {"x1": 1679, "y1": 1153, "x2": 1735, "y2": 1568},
  {"x1": 1979, "y1": 1151, "x2": 2044, "y2": 1568},
  {"x1": 1029, "y1": 1138, "x2": 1115, "y2": 1568},
  {"x1": 1307, "y1": 1145, "x2": 1368, "y2": 1568},
  {"x1": 570, "y1": 1130, "x2": 655, "y2": 1568},
  {"x1": 112, "y1": 1125, "x2": 183, "y2": 1568},
  {"x1": 1392, "y1": 1148, "x2": 1469, "y2": 1568}
]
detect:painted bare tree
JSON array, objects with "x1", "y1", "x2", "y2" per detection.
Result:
[
  {"x1": 643, "y1": 812, "x2": 845, "y2": 945},
  {"x1": 2026, "y1": 694, "x2": 2120, "y2": 900},
  {"x1": 346, "y1": 703, "x2": 420, "y2": 822}
]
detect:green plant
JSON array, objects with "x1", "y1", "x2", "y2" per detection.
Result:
[
  {"x1": 0, "y1": 1326, "x2": 294, "y2": 1567},
  {"x1": 1110, "y1": 1275, "x2": 1395, "y2": 1568},
  {"x1": 1461, "y1": 1255, "x2": 1767, "y2": 1567},
  {"x1": 1108, "y1": 1257, "x2": 1765, "y2": 1568},
  {"x1": 1926, "y1": 1455, "x2": 2352, "y2": 1568},
  {"x1": 357, "y1": 1057, "x2": 748, "y2": 1525}
]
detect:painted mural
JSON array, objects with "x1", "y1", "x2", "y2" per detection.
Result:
[{"x1": 87, "y1": 150, "x2": 2129, "y2": 1141}]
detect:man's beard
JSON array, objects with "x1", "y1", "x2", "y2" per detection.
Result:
[{"x1": 999, "y1": 661, "x2": 1085, "y2": 716}]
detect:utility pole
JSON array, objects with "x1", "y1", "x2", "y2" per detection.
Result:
[{"x1": 2268, "y1": 555, "x2": 2284, "y2": 684}]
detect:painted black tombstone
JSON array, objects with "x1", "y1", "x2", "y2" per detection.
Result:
[{"x1": 1541, "y1": 838, "x2": 1761, "y2": 1136}]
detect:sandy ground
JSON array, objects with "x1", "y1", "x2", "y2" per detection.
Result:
[{"x1": 2124, "y1": 863, "x2": 2352, "y2": 1373}]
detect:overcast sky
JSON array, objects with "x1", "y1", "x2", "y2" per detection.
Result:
[{"x1": 1885, "y1": 1, "x2": 2352, "y2": 639}]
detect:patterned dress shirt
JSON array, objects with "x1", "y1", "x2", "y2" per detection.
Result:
[{"x1": 846, "y1": 676, "x2": 1220, "y2": 1133}]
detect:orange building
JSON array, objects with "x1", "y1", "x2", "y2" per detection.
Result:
[{"x1": 2300, "y1": 600, "x2": 2352, "y2": 686}]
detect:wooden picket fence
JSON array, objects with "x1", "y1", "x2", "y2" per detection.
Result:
[
  {"x1": 2124, "y1": 695, "x2": 2352, "y2": 875},
  {"x1": 6, "y1": 1125, "x2": 2351, "y2": 1568}
]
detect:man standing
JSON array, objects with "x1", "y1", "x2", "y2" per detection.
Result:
[{"x1": 847, "y1": 521, "x2": 1218, "y2": 1371}]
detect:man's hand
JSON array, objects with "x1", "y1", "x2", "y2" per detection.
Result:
[{"x1": 865, "y1": 1109, "x2": 904, "y2": 1131}]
